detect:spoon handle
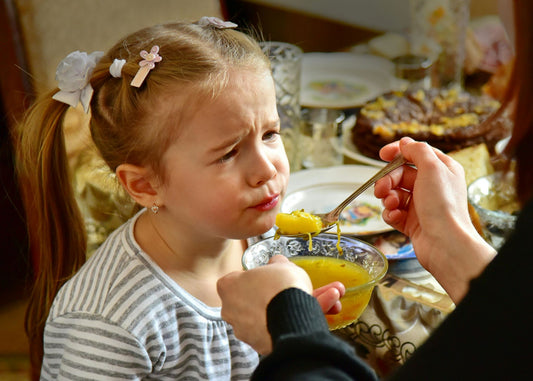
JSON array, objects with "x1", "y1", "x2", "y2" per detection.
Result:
[{"x1": 327, "y1": 155, "x2": 407, "y2": 221}]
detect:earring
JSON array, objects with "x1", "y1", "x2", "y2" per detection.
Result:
[{"x1": 151, "y1": 203, "x2": 159, "y2": 214}]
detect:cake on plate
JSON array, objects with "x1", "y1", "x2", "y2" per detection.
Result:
[{"x1": 351, "y1": 88, "x2": 511, "y2": 160}]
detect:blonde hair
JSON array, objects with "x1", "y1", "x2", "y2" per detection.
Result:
[{"x1": 16, "y1": 21, "x2": 270, "y2": 380}]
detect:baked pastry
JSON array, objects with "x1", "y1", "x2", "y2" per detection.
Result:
[
  {"x1": 448, "y1": 143, "x2": 494, "y2": 238},
  {"x1": 448, "y1": 143, "x2": 494, "y2": 185},
  {"x1": 351, "y1": 88, "x2": 512, "y2": 160}
]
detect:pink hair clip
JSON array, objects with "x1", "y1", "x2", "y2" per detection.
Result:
[{"x1": 130, "y1": 45, "x2": 162, "y2": 88}]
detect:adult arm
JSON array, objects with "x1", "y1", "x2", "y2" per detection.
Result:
[
  {"x1": 252, "y1": 288, "x2": 377, "y2": 381},
  {"x1": 387, "y1": 200, "x2": 533, "y2": 380},
  {"x1": 218, "y1": 256, "x2": 377, "y2": 380}
]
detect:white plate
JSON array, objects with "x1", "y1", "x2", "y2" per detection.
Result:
[
  {"x1": 300, "y1": 52, "x2": 404, "y2": 109},
  {"x1": 282, "y1": 165, "x2": 394, "y2": 235},
  {"x1": 342, "y1": 134, "x2": 386, "y2": 168}
]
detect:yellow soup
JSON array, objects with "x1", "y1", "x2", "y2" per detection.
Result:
[
  {"x1": 290, "y1": 256, "x2": 374, "y2": 330},
  {"x1": 275, "y1": 210, "x2": 323, "y2": 235}
]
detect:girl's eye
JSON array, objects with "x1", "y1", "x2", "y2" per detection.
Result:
[
  {"x1": 218, "y1": 149, "x2": 237, "y2": 163},
  {"x1": 263, "y1": 131, "x2": 280, "y2": 141}
]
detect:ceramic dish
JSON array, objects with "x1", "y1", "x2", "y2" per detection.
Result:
[
  {"x1": 282, "y1": 165, "x2": 394, "y2": 236},
  {"x1": 342, "y1": 135, "x2": 386, "y2": 168},
  {"x1": 300, "y1": 52, "x2": 404, "y2": 109},
  {"x1": 360, "y1": 231, "x2": 416, "y2": 260}
]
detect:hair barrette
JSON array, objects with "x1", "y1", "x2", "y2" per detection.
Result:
[
  {"x1": 130, "y1": 45, "x2": 162, "y2": 88},
  {"x1": 109, "y1": 58, "x2": 126, "y2": 78},
  {"x1": 52, "y1": 50, "x2": 104, "y2": 113},
  {"x1": 197, "y1": 16, "x2": 237, "y2": 29}
]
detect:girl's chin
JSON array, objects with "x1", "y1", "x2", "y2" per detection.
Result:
[
  {"x1": 246, "y1": 219, "x2": 276, "y2": 239},
  {"x1": 227, "y1": 211, "x2": 277, "y2": 239},
  {"x1": 249, "y1": 223, "x2": 275, "y2": 238}
]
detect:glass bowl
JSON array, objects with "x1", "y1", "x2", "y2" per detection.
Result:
[
  {"x1": 242, "y1": 234, "x2": 388, "y2": 330},
  {"x1": 467, "y1": 171, "x2": 519, "y2": 249}
]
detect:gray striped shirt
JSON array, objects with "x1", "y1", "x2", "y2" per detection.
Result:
[{"x1": 41, "y1": 211, "x2": 259, "y2": 380}]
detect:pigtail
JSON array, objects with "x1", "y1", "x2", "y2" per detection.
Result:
[{"x1": 16, "y1": 93, "x2": 87, "y2": 380}]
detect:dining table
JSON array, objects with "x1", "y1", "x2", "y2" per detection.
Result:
[{"x1": 333, "y1": 241, "x2": 455, "y2": 378}]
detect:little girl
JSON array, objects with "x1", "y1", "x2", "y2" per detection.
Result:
[{"x1": 17, "y1": 17, "x2": 290, "y2": 380}]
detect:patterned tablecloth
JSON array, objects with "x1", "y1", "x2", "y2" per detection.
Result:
[{"x1": 334, "y1": 261, "x2": 455, "y2": 378}]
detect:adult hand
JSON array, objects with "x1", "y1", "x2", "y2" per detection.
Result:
[
  {"x1": 374, "y1": 138, "x2": 496, "y2": 302},
  {"x1": 217, "y1": 255, "x2": 344, "y2": 354}
]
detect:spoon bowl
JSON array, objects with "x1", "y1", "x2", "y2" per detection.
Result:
[{"x1": 276, "y1": 155, "x2": 407, "y2": 237}]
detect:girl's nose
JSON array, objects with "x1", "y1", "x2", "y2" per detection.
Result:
[{"x1": 248, "y1": 148, "x2": 277, "y2": 186}]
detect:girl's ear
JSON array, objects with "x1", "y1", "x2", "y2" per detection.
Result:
[{"x1": 116, "y1": 163, "x2": 160, "y2": 207}]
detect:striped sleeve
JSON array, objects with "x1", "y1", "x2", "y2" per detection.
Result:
[
  {"x1": 41, "y1": 313, "x2": 152, "y2": 380},
  {"x1": 40, "y1": 213, "x2": 260, "y2": 379}
]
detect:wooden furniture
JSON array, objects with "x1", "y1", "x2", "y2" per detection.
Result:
[
  {"x1": 0, "y1": 0, "x2": 33, "y2": 304},
  {"x1": 224, "y1": 0, "x2": 381, "y2": 52}
]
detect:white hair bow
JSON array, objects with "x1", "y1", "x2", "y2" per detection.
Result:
[
  {"x1": 52, "y1": 50, "x2": 104, "y2": 113},
  {"x1": 197, "y1": 16, "x2": 237, "y2": 29},
  {"x1": 109, "y1": 58, "x2": 126, "y2": 78}
]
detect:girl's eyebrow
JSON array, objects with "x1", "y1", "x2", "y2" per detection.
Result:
[
  {"x1": 208, "y1": 119, "x2": 280, "y2": 153},
  {"x1": 209, "y1": 135, "x2": 243, "y2": 153},
  {"x1": 267, "y1": 119, "x2": 281, "y2": 128}
]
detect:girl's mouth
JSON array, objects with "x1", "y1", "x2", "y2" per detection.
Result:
[{"x1": 252, "y1": 195, "x2": 280, "y2": 211}]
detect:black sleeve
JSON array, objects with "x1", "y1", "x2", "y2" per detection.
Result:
[
  {"x1": 387, "y1": 200, "x2": 533, "y2": 381},
  {"x1": 253, "y1": 201, "x2": 533, "y2": 381},
  {"x1": 252, "y1": 288, "x2": 378, "y2": 381}
]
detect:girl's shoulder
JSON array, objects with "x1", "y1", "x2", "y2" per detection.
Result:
[
  {"x1": 48, "y1": 209, "x2": 223, "y2": 326},
  {"x1": 48, "y1": 212, "x2": 163, "y2": 319}
]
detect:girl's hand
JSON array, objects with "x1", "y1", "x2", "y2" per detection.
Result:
[
  {"x1": 374, "y1": 138, "x2": 496, "y2": 302},
  {"x1": 313, "y1": 281, "x2": 345, "y2": 315}
]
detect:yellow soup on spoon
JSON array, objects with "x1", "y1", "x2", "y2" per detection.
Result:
[
  {"x1": 275, "y1": 210, "x2": 342, "y2": 253},
  {"x1": 275, "y1": 210, "x2": 323, "y2": 235}
]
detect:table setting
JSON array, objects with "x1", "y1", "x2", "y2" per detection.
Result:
[{"x1": 255, "y1": 1, "x2": 516, "y2": 376}]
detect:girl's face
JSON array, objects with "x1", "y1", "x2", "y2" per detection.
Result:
[{"x1": 157, "y1": 69, "x2": 290, "y2": 240}]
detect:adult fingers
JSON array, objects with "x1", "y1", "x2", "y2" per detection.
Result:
[
  {"x1": 374, "y1": 164, "x2": 417, "y2": 198},
  {"x1": 378, "y1": 139, "x2": 403, "y2": 162},
  {"x1": 380, "y1": 188, "x2": 412, "y2": 211},
  {"x1": 400, "y1": 139, "x2": 456, "y2": 174}
]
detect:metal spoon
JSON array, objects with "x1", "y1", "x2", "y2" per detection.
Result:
[{"x1": 278, "y1": 155, "x2": 407, "y2": 237}]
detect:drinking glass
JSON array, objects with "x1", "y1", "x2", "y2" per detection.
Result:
[
  {"x1": 260, "y1": 41, "x2": 303, "y2": 171},
  {"x1": 468, "y1": 172, "x2": 519, "y2": 250},
  {"x1": 300, "y1": 108, "x2": 345, "y2": 169},
  {"x1": 409, "y1": 0, "x2": 470, "y2": 89}
]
